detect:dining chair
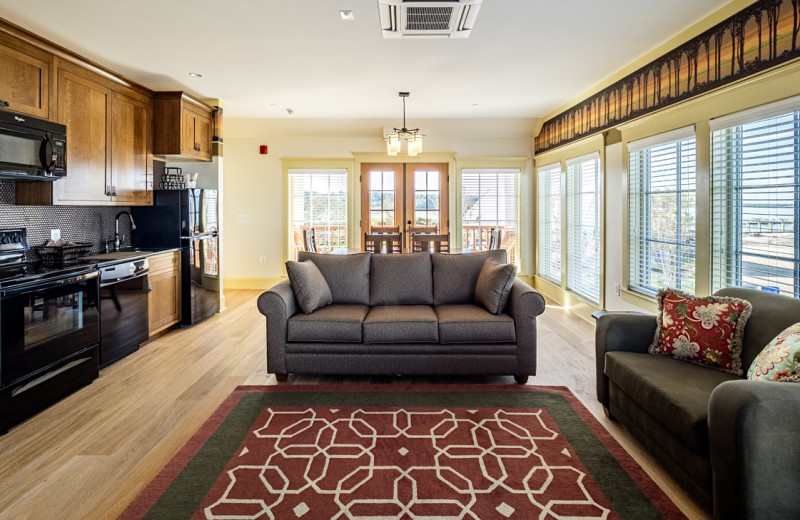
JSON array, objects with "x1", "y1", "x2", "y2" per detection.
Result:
[
  {"x1": 302, "y1": 229, "x2": 317, "y2": 253},
  {"x1": 364, "y1": 232, "x2": 402, "y2": 253},
  {"x1": 412, "y1": 233, "x2": 450, "y2": 253},
  {"x1": 370, "y1": 226, "x2": 400, "y2": 234},
  {"x1": 488, "y1": 228, "x2": 503, "y2": 250},
  {"x1": 407, "y1": 225, "x2": 437, "y2": 235}
]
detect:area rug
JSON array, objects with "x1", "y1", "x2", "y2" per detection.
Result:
[{"x1": 119, "y1": 385, "x2": 685, "y2": 519}]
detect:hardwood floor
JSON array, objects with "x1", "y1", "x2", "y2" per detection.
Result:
[{"x1": 0, "y1": 290, "x2": 707, "y2": 519}]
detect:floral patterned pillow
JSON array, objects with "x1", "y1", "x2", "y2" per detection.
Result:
[
  {"x1": 747, "y1": 323, "x2": 800, "y2": 382},
  {"x1": 649, "y1": 288, "x2": 752, "y2": 375}
]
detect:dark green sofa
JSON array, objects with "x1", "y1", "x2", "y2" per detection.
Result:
[
  {"x1": 595, "y1": 287, "x2": 800, "y2": 519},
  {"x1": 258, "y1": 250, "x2": 545, "y2": 383}
]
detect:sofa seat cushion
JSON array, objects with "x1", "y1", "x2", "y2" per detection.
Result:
[
  {"x1": 363, "y1": 306, "x2": 439, "y2": 344},
  {"x1": 288, "y1": 304, "x2": 369, "y2": 343},
  {"x1": 435, "y1": 304, "x2": 516, "y2": 344},
  {"x1": 605, "y1": 351, "x2": 740, "y2": 453}
]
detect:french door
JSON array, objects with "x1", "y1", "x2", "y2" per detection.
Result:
[{"x1": 360, "y1": 163, "x2": 449, "y2": 250}]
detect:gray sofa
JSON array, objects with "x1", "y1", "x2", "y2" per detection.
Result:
[
  {"x1": 595, "y1": 287, "x2": 800, "y2": 519},
  {"x1": 258, "y1": 250, "x2": 545, "y2": 382}
]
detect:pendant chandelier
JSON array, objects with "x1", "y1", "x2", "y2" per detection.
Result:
[{"x1": 385, "y1": 92, "x2": 424, "y2": 156}]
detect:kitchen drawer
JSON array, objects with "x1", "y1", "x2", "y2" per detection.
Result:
[{"x1": 149, "y1": 250, "x2": 179, "y2": 274}]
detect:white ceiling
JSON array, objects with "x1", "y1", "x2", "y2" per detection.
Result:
[{"x1": 0, "y1": 0, "x2": 732, "y2": 119}]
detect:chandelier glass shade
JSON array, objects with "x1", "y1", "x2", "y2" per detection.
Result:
[{"x1": 385, "y1": 92, "x2": 424, "y2": 156}]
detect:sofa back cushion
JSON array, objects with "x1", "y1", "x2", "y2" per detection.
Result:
[
  {"x1": 432, "y1": 250, "x2": 507, "y2": 305},
  {"x1": 297, "y1": 251, "x2": 371, "y2": 305},
  {"x1": 370, "y1": 252, "x2": 433, "y2": 306},
  {"x1": 715, "y1": 288, "x2": 800, "y2": 370}
]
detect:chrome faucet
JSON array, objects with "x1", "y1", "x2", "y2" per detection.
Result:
[{"x1": 114, "y1": 211, "x2": 137, "y2": 251}]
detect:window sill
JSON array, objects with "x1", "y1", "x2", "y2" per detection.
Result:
[{"x1": 619, "y1": 288, "x2": 658, "y2": 313}]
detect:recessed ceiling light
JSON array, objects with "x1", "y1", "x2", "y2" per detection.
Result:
[
  {"x1": 340, "y1": 10, "x2": 354, "y2": 21},
  {"x1": 188, "y1": 72, "x2": 203, "y2": 78},
  {"x1": 472, "y1": 103, "x2": 479, "y2": 106}
]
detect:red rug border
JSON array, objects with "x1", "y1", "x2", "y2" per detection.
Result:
[{"x1": 119, "y1": 384, "x2": 687, "y2": 519}]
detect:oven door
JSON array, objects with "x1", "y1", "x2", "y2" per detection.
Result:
[{"x1": 0, "y1": 271, "x2": 100, "y2": 386}]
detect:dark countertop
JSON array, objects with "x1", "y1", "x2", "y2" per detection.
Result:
[{"x1": 81, "y1": 247, "x2": 181, "y2": 267}]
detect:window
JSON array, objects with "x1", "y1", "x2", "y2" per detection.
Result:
[
  {"x1": 628, "y1": 128, "x2": 697, "y2": 296},
  {"x1": 461, "y1": 168, "x2": 520, "y2": 267},
  {"x1": 288, "y1": 169, "x2": 347, "y2": 258},
  {"x1": 711, "y1": 97, "x2": 800, "y2": 297},
  {"x1": 537, "y1": 163, "x2": 561, "y2": 284},
  {"x1": 369, "y1": 169, "x2": 396, "y2": 227},
  {"x1": 566, "y1": 154, "x2": 601, "y2": 304}
]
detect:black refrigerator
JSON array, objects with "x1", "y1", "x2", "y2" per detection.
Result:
[{"x1": 132, "y1": 189, "x2": 220, "y2": 325}]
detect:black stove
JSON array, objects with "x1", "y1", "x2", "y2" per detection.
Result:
[
  {"x1": 0, "y1": 227, "x2": 101, "y2": 434},
  {"x1": 0, "y1": 228, "x2": 98, "y2": 291}
]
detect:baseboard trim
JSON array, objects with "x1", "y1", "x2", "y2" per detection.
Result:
[{"x1": 224, "y1": 277, "x2": 285, "y2": 289}]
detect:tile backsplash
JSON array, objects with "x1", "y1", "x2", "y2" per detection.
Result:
[{"x1": 0, "y1": 180, "x2": 132, "y2": 260}]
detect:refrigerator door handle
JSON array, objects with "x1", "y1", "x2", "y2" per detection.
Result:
[{"x1": 181, "y1": 232, "x2": 216, "y2": 240}]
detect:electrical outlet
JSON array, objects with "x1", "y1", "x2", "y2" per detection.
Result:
[
  {"x1": 614, "y1": 282, "x2": 621, "y2": 297},
  {"x1": 50, "y1": 229, "x2": 61, "y2": 241},
  {"x1": 236, "y1": 214, "x2": 248, "y2": 223},
  {"x1": 259, "y1": 255, "x2": 266, "y2": 264}
]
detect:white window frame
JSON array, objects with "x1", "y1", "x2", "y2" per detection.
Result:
[
  {"x1": 288, "y1": 168, "x2": 348, "y2": 258},
  {"x1": 536, "y1": 162, "x2": 562, "y2": 284},
  {"x1": 566, "y1": 152, "x2": 602, "y2": 305},
  {"x1": 710, "y1": 96, "x2": 800, "y2": 298},
  {"x1": 627, "y1": 126, "x2": 697, "y2": 296},
  {"x1": 461, "y1": 168, "x2": 521, "y2": 268}
]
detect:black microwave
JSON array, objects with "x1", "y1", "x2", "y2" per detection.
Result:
[{"x1": 0, "y1": 110, "x2": 67, "y2": 181}]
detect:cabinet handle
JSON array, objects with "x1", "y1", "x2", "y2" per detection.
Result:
[{"x1": 0, "y1": 99, "x2": 9, "y2": 107}]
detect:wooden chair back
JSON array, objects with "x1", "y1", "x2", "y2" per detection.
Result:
[
  {"x1": 407, "y1": 225, "x2": 437, "y2": 235},
  {"x1": 488, "y1": 228, "x2": 503, "y2": 250},
  {"x1": 364, "y1": 232, "x2": 402, "y2": 254},
  {"x1": 371, "y1": 226, "x2": 400, "y2": 234},
  {"x1": 302, "y1": 229, "x2": 317, "y2": 253},
  {"x1": 412, "y1": 233, "x2": 450, "y2": 253}
]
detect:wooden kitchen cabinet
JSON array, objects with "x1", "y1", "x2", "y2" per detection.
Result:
[
  {"x1": 16, "y1": 66, "x2": 154, "y2": 206},
  {"x1": 111, "y1": 91, "x2": 153, "y2": 205},
  {"x1": 149, "y1": 250, "x2": 181, "y2": 335},
  {"x1": 51, "y1": 68, "x2": 112, "y2": 204},
  {"x1": 153, "y1": 92, "x2": 213, "y2": 162},
  {"x1": 0, "y1": 36, "x2": 51, "y2": 120}
]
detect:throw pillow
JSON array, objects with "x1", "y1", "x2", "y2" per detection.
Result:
[
  {"x1": 285, "y1": 260, "x2": 333, "y2": 314},
  {"x1": 649, "y1": 288, "x2": 752, "y2": 375},
  {"x1": 475, "y1": 257, "x2": 516, "y2": 314},
  {"x1": 747, "y1": 323, "x2": 800, "y2": 382}
]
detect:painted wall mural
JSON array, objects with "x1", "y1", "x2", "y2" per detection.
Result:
[{"x1": 535, "y1": 0, "x2": 800, "y2": 154}]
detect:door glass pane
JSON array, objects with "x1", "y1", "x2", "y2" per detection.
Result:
[
  {"x1": 371, "y1": 171, "x2": 382, "y2": 187},
  {"x1": 370, "y1": 211, "x2": 382, "y2": 226},
  {"x1": 382, "y1": 171, "x2": 394, "y2": 188},
  {"x1": 383, "y1": 191, "x2": 394, "y2": 210},
  {"x1": 415, "y1": 193, "x2": 426, "y2": 210},
  {"x1": 427, "y1": 170, "x2": 439, "y2": 188},
  {"x1": 427, "y1": 193, "x2": 439, "y2": 210},
  {"x1": 415, "y1": 172, "x2": 427, "y2": 191}
]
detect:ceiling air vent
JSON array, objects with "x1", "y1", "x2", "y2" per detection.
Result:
[{"x1": 378, "y1": 0, "x2": 483, "y2": 39}]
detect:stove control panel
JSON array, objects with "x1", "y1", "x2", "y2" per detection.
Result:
[{"x1": 0, "y1": 229, "x2": 29, "y2": 252}]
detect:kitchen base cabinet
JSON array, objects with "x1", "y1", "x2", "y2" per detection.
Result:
[{"x1": 149, "y1": 251, "x2": 181, "y2": 335}]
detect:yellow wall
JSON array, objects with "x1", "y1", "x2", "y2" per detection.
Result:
[{"x1": 222, "y1": 118, "x2": 536, "y2": 288}]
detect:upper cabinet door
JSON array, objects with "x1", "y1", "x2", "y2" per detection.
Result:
[
  {"x1": 181, "y1": 107, "x2": 196, "y2": 157},
  {"x1": 0, "y1": 41, "x2": 50, "y2": 119},
  {"x1": 52, "y1": 68, "x2": 112, "y2": 203},
  {"x1": 193, "y1": 110, "x2": 211, "y2": 161},
  {"x1": 111, "y1": 92, "x2": 152, "y2": 205}
]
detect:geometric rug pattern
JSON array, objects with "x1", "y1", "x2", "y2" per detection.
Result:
[{"x1": 119, "y1": 385, "x2": 687, "y2": 520}]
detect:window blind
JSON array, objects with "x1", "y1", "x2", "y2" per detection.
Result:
[
  {"x1": 537, "y1": 163, "x2": 561, "y2": 284},
  {"x1": 461, "y1": 168, "x2": 520, "y2": 267},
  {"x1": 566, "y1": 154, "x2": 601, "y2": 304},
  {"x1": 288, "y1": 169, "x2": 348, "y2": 258},
  {"x1": 711, "y1": 104, "x2": 800, "y2": 297},
  {"x1": 628, "y1": 133, "x2": 697, "y2": 296}
]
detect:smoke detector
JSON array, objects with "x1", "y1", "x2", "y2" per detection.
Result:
[{"x1": 378, "y1": 0, "x2": 483, "y2": 39}]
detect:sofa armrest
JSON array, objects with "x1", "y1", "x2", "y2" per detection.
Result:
[
  {"x1": 508, "y1": 279, "x2": 546, "y2": 377},
  {"x1": 256, "y1": 279, "x2": 298, "y2": 375},
  {"x1": 708, "y1": 380, "x2": 800, "y2": 520},
  {"x1": 595, "y1": 312, "x2": 657, "y2": 408}
]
